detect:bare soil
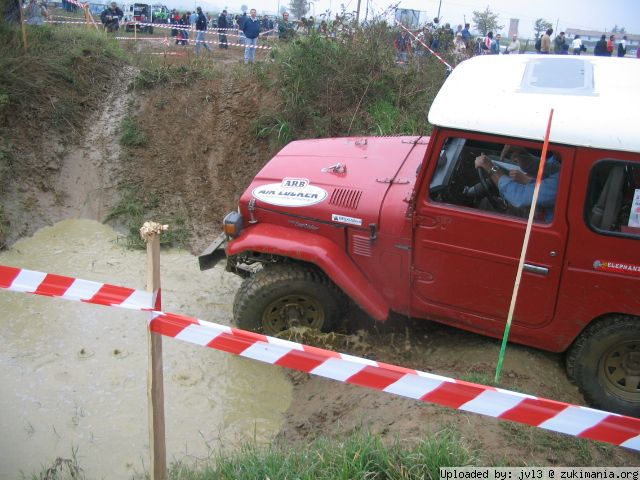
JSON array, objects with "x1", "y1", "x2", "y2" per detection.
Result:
[{"x1": 5, "y1": 47, "x2": 639, "y2": 466}]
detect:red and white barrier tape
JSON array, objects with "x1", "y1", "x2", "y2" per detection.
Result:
[
  {"x1": 1, "y1": 263, "x2": 639, "y2": 451},
  {"x1": 114, "y1": 35, "x2": 273, "y2": 50},
  {"x1": 44, "y1": 20, "x2": 88, "y2": 25}
]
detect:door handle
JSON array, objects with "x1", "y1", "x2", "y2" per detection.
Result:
[{"x1": 523, "y1": 263, "x2": 549, "y2": 276}]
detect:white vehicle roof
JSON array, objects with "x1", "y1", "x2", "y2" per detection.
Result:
[{"x1": 428, "y1": 55, "x2": 640, "y2": 154}]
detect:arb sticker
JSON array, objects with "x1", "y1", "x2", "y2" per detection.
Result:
[
  {"x1": 331, "y1": 214, "x2": 363, "y2": 226},
  {"x1": 593, "y1": 260, "x2": 640, "y2": 276},
  {"x1": 252, "y1": 178, "x2": 328, "y2": 207}
]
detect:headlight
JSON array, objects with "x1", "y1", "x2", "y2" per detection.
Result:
[{"x1": 223, "y1": 211, "x2": 243, "y2": 237}]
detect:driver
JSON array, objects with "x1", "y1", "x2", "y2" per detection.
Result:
[{"x1": 474, "y1": 145, "x2": 560, "y2": 222}]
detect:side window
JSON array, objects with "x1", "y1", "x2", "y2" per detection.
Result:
[
  {"x1": 586, "y1": 160, "x2": 640, "y2": 238},
  {"x1": 429, "y1": 137, "x2": 561, "y2": 223}
]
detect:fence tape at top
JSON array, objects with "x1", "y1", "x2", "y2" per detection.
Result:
[{"x1": 1, "y1": 263, "x2": 639, "y2": 452}]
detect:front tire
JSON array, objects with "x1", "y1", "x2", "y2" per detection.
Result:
[
  {"x1": 566, "y1": 316, "x2": 640, "y2": 416},
  {"x1": 233, "y1": 263, "x2": 345, "y2": 336}
]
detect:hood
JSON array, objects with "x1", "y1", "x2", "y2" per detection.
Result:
[{"x1": 241, "y1": 136, "x2": 426, "y2": 229}]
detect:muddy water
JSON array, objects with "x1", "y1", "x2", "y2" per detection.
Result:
[{"x1": 0, "y1": 219, "x2": 292, "y2": 479}]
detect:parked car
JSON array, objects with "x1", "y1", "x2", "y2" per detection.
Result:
[{"x1": 200, "y1": 55, "x2": 640, "y2": 416}]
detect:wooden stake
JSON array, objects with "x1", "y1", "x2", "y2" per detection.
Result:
[
  {"x1": 141, "y1": 222, "x2": 168, "y2": 480},
  {"x1": 18, "y1": 0, "x2": 28, "y2": 54},
  {"x1": 495, "y1": 109, "x2": 555, "y2": 383}
]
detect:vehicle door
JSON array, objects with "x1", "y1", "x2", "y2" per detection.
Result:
[{"x1": 411, "y1": 131, "x2": 573, "y2": 337}]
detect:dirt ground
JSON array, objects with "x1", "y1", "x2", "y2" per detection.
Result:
[{"x1": 4, "y1": 44, "x2": 639, "y2": 467}]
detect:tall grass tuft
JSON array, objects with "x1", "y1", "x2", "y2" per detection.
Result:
[
  {"x1": 168, "y1": 430, "x2": 476, "y2": 480},
  {"x1": 255, "y1": 20, "x2": 446, "y2": 146},
  {"x1": 0, "y1": 24, "x2": 124, "y2": 133}
]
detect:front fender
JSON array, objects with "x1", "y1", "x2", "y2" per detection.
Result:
[{"x1": 226, "y1": 224, "x2": 389, "y2": 321}]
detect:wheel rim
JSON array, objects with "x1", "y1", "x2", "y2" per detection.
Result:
[
  {"x1": 599, "y1": 340, "x2": 640, "y2": 402},
  {"x1": 261, "y1": 293, "x2": 325, "y2": 335}
]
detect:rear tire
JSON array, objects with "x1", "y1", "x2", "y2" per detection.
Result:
[
  {"x1": 233, "y1": 263, "x2": 345, "y2": 336},
  {"x1": 566, "y1": 316, "x2": 640, "y2": 416}
]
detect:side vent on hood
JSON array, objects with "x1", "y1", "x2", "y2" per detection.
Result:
[{"x1": 329, "y1": 188, "x2": 363, "y2": 210}]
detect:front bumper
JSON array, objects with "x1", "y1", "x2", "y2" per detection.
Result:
[{"x1": 198, "y1": 233, "x2": 227, "y2": 271}]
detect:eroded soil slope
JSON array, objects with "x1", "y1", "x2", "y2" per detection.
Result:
[{"x1": 121, "y1": 65, "x2": 276, "y2": 252}]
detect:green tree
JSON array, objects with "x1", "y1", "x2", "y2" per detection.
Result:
[
  {"x1": 533, "y1": 18, "x2": 552, "y2": 38},
  {"x1": 472, "y1": 6, "x2": 503, "y2": 36},
  {"x1": 289, "y1": 0, "x2": 308, "y2": 18},
  {"x1": 611, "y1": 24, "x2": 619, "y2": 33},
  {"x1": 620, "y1": 26, "x2": 626, "y2": 33}
]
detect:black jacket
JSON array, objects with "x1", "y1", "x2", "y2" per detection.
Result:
[
  {"x1": 196, "y1": 11, "x2": 207, "y2": 31},
  {"x1": 218, "y1": 13, "x2": 228, "y2": 29},
  {"x1": 100, "y1": 6, "x2": 122, "y2": 25},
  {"x1": 594, "y1": 39, "x2": 607, "y2": 56}
]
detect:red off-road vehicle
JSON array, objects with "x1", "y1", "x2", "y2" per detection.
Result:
[{"x1": 200, "y1": 55, "x2": 640, "y2": 416}]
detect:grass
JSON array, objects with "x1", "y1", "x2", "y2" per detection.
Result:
[
  {"x1": 105, "y1": 186, "x2": 191, "y2": 249},
  {"x1": 29, "y1": 430, "x2": 475, "y2": 479},
  {"x1": 0, "y1": 24, "x2": 124, "y2": 132},
  {"x1": 247, "y1": 20, "x2": 442, "y2": 148},
  {"x1": 170, "y1": 429, "x2": 476, "y2": 480},
  {"x1": 119, "y1": 115, "x2": 147, "y2": 147}
]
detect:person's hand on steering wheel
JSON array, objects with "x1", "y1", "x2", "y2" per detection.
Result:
[{"x1": 474, "y1": 153, "x2": 506, "y2": 210}]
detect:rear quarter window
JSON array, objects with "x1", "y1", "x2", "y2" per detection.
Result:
[{"x1": 586, "y1": 160, "x2": 640, "y2": 238}]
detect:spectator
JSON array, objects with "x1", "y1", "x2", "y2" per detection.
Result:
[
  {"x1": 25, "y1": 0, "x2": 48, "y2": 25},
  {"x1": 318, "y1": 20, "x2": 328, "y2": 36},
  {"x1": 453, "y1": 31, "x2": 466, "y2": 64},
  {"x1": 461, "y1": 23, "x2": 471, "y2": 48},
  {"x1": 394, "y1": 29, "x2": 412, "y2": 64},
  {"x1": 170, "y1": 9, "x2": 179, "y2": 38},
  {"x1": 260, "y1": 15, "x2": 272, "y2": 34},
  {"x1": 482, "y1": 31, "x2": 493, "y2": 54},
  {"x1": 553, "y1": 31, "x2": 568, "y2": 54},
  {"x1": 177, "y1": 13, "x2": 189, "y2": 45},
  {"x1": 506, "y1": 34, "x2": 520, "y2": 54},
  {"x1": 100, "y1": 2, "x2": 123, "y2": 33},
  {"x1": 491, "y1": 33, "x2": 501, "y2": 54},
  {"x1": 217, "y1": 9, "x2": 228, "y2": 49},
  {"x1": 242, "y1": 8, "x2": 260, "y2": 64},
  {"x1": 540, "y1": 28, "x2": 552, "y2": 54},
  {"x1": 618, "y1": 35, "x2": 627, "y2": 57},
  {"x1": 594, "y1": 34, "x2": 607, "y2": 56},
  {"x1": 238, "y1": 12, "x2": 247, "y2": 45},
  {"x1": 194, "y1": 6, "x2": 211, "y2": 55},
  {"x1": 571, "y1": 34, "x2": 584, "y2": 55},
  {"x1": 189, "y1": 10, "x2": 197, "y2": 29},
  {"x1": 607, "y1": 35, "x2": 615, "y2": 56},
  {"x1": 278, "y1": 11, "x2": 294, "y2": 40}
]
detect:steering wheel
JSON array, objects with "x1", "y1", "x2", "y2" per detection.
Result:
[{"x1": 477, "y1": 167, "x2": 504, "y2": 210}]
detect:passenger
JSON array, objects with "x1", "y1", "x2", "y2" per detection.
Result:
[{"x1": 474, "y1": 145, "x2": 560, "y2": 222}]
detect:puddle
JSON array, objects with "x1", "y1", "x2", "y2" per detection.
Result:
[{"x1": 0, "y1": 219, "x2": 292, "y2": 478}]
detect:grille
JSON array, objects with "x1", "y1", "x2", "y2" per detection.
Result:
[
  {"x1": 351, "y1": 235, "x2": 372, "y2": 257},
  {"x1": 329, "y1": 188, "x2": 363, "y2": 210}
]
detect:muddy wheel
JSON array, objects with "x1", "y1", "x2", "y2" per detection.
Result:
[
  {"x1": 233, "y1": 263, "x2": 345, "y2": 336},
  {"x1": 566, "y1": 316, "x2": 640, "y2": 416}
]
